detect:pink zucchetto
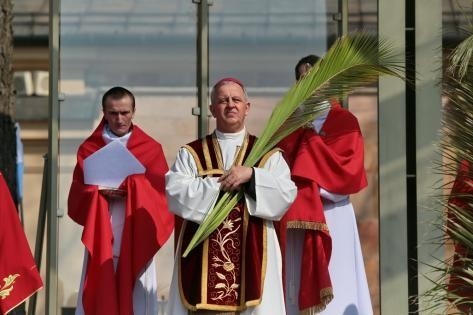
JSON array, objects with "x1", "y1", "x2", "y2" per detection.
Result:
[{"x1": 212, "y1": 77, "x2": 245, "y2": 90}]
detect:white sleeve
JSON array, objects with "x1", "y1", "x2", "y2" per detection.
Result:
[
  {"x1": 245, "y1": 151, "x2": 297, "y2": 221},
  {"x1": 165, "y1": 147, "x2": 220, "y2": 224},
  {"x1": 319, "y1": 187, "x2": 348, "y2": 202}
]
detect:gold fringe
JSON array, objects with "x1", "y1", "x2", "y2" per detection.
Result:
[
  {"x1": 191, "y1": 311, "x2": 237, "y2": 315},
  {"x1": 300, "y1": 287, "x2": 334, "y2": 315},
  {"x1": 286, "y1": 221, "x2": 329, "y2": 232}
]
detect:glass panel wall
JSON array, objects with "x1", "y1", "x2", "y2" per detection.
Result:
[
  {"x1": 56, "y1": 0, "x2": 381, "y2": 313},
  {"x1": 208, "y1": 0, "x2": 333, "y2": 134},
  {"x1": 58, "y1": 1, "x2": 196, "y2": 313}
]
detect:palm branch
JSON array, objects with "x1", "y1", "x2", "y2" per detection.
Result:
[
  {"x1": 421, "y1": 27, "x2": 473, "y2": 313},
  {"x1": 448, "y1": 34, "x2": 473, "y2": 80},
  {"x1": 182, "y1": 33, "x2": 404, "y2": 257}
]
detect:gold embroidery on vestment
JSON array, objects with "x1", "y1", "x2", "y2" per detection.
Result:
[
  {"x1": 181, "y1": 133, "x2": 276, "y2": 311},
  {"x1": 0, "y1": 274, "x2": 20, "y2": 300},
  {"x1": 209, "y1": 214, "x2": 242, "y2": 303}
]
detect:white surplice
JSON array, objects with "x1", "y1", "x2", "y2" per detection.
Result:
[
  {"x1": 75, "y1": 126, "x2": 159, "y2": 315},
  {"x1": 284, "y1": 113, "x2": 372, "y2": 315},
  {"x1": 165, "y1": 128, "x2": 297, "y2": 315}
]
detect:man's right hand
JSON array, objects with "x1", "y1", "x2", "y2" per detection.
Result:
[
  {"x1": 218, "y1": 166, "x2": 253, "y2": 192},
  {"x1": 98, "y1": 186, "x2": 126, "y2": 198}
]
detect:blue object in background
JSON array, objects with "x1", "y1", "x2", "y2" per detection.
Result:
[{"x1": 15, "y1": 122, "x2": 24, "y2": 201}]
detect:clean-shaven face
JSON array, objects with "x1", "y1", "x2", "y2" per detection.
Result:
[
  {"x1": 210, "y1": 82, "x2": 250, "y2": 133},
  {"x1": 103, "y1": 95, "x2": 135, "y2": 137}
]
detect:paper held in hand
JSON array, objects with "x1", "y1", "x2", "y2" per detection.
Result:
[{"x1": 83, "y1": 140, "x2": 145, "y2": 189}]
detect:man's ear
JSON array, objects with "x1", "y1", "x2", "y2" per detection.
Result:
[
  {"x1": 245, "y1": 102, "x2": 250, "y2": 116},
  {"x1": 209, "y1": 104, "x2": 216, "y2": 118}
]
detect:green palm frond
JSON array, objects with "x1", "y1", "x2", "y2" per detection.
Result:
[
  {"x1": 449, "y1": 34, "x2": 473, "y2": 80},
  {"x1": 421, "y1": 23, "x2": 473, "y2": 312},
  {"x1": 182, "y1": 33, "x2": 404, "y2": 257},
  {"x1": 244, "y1": 33, "x2": 404, "y2": 166}
]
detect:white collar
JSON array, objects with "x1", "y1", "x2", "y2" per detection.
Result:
[
  {"x1": 214, "y1": 127, "x2": 246, "y2": 141},
  {"x1": 102, "y1": 124, "x2": 132, "y2": 145}
]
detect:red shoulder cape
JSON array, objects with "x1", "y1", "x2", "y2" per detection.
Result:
[
  {"x1": 68, "y1": 120, "x2": 174, "y2": 315},
  {"x1": 277, "y1": 104, "x2": 367, "y2": 312},
  {"x1": 0, "y1": 173, "x2": 43, "y2": 315}
]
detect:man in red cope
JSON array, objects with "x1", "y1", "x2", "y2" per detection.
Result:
[
  {"x1": 277, "y1": 55, "x2": 372, "y2": 314},
  {"x1": 68, "y1": 86, "x2": 174, "y2": 315},
  {"x1": 0, "y1": 172, "x2": 43, "y2": 315},
  {"x1": 165, "y1": 78, "x2": 296, "y2": 314}
]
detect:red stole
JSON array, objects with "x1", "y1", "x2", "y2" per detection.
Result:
[
  {"x1": 178, "y1": 133, "x2": 269, "y2": 312},
  {"x1": 68, "y1": 120, "x2": 174, "y2": 315},
  {"x1": 277, "y1": 103, "x2": 367, "y2": 312},
  {"x1": 0, "y1": 173, "x2": 43, "y2": 315},
  {"x1": 447, "y1": 160, "x2": 473, "y2": 313}
]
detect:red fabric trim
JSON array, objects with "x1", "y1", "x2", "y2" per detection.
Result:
[
  {"x1": 277, "y1": 104, "x2": 367, "y2": 311},
  {"x1": 0, "y1": 173, "x2": 43, "y2": 315},
  {"x1": 275, "y1": 179, "x2": 332, "y2": 311},
  {"x1": 68, "y1": 120, "x2": 174, "y2": 315}
]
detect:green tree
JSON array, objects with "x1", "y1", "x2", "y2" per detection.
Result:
[
  {"x1": 0, "y1": 0, "x2": 17, "y2": 205},
  {"x1": 1, "y1": 1, "x2": 24, "y2": 314}
]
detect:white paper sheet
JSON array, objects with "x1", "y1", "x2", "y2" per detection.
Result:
[{"x1": 83, "y1": 140, "x2": 145, "y2": 188}]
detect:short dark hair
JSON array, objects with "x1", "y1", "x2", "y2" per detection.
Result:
[
  {"x1": 294, "y1": 54, "x2": 320, "y2": 80},
  {"x1": 101, "y1": 86, "x2": 135, "y2": 110}
]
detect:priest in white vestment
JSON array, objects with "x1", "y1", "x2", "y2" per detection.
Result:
[{"x1": 165, "y1": 78, "x2": 297, "y2": 315}]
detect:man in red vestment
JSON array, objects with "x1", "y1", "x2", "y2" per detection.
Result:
[
  {"x1": 68, "y1": 86, "x2": 174, "y2": 315},
  {"x1": 277, "y1": 55, "x2": 372, "y2": 314},
  {"x1": 0, "y1": 172, "x2": 43, "y2": 315},
  {"x1": 447, "y1": 159, "x2": 473, "y2": 313}
]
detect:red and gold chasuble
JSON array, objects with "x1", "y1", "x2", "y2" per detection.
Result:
[{"x1": 178, "y1": 133, "x2": 277, "y2": 313}]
